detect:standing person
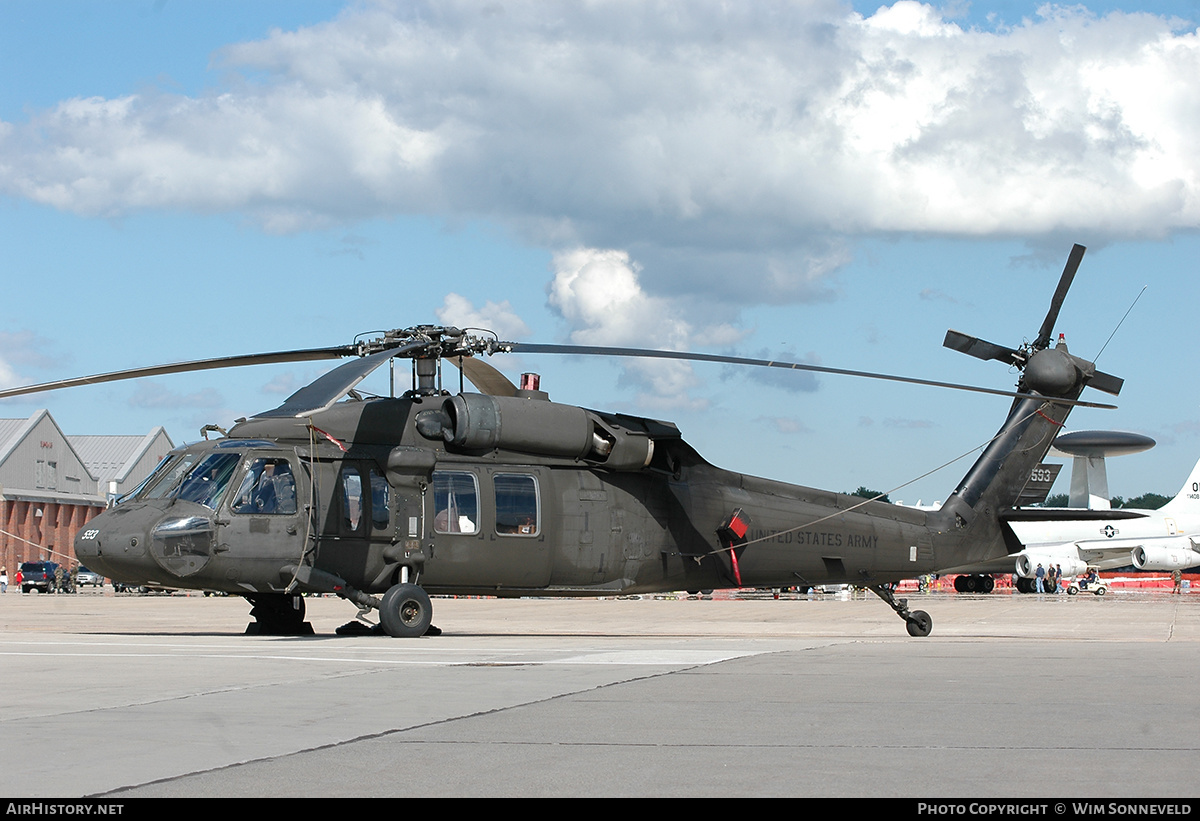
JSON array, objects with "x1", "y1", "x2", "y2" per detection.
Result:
[
  {"x1": 1172, "y1": 568, "x2": 1183, "y2": 595},
  {"x1": 13, "y1": 568, "x2": 22, "y2": 592},
  {"x1": 1045, "y1": 564, "x2": 1057, "y2": 594},
  {"x1": 1035, "y1": 563, "x2": 1045, "y2": 593},
  {"x1": 0, "y1": 567, "x2": 7, "y2": 594},
  {"x1": 1056, "y1": 564, "x2": 1064, "y2": 594}
]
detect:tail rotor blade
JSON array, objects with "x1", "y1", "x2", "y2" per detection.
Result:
[
  {"x1": 1087, "y1": 370, "x2": 1124, "y2": 396},
  {"x1": 1034, "y1": 243, "x2": 1085, "y2": 350},
  {"x1": 943, "y1": 330, "x2": 1021, "y2": 364}
]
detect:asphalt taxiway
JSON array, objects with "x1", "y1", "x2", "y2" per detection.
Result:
[{"x1": 1, "y1": 589, "x2": 1196, "y2": 798}]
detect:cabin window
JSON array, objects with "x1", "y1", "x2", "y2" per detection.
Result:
[
  {"x1": 494, "y1": 473, "x2": 539, "y2": 536},
  {"x1": 432, "y1": 471, "x2": 478, "y2": 534},
  {"x1": 370, "y1": 468, "x2": 390, "y2": 531},
  {"x1": 231, "y1": 458, "x2": 298, "y2": 515}
]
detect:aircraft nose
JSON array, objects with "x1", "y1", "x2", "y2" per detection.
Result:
[
  {"x1": 147, "y1": 512, "x2": 218, "y2": 578},
  {"x1": 74, "y1": 507, "x2": 152, "y2": 580},
  {"x1": 74, "y1": 503, "x2": 220, "y2": 584}
]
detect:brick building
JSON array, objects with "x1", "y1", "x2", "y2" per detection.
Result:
[{"x1": 0, "y1": 409, "x2": 173, "y2": 573}]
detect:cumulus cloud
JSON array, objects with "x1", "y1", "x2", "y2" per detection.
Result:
[
  {"x1": 546, "y1": 247, "x2": 746, "y2": 408},
  {"x1": 0, "y1": 357, "x2": 21, "y2": 392},
  {"x1": 2, "y1": 1, "x2": 1199, "y2": 300},
  {"x1": 435, "y1": 294, "x2": 532, "y2": 340}
]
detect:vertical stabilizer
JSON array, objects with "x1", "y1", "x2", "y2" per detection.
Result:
[
  {"x1": 1159, "y1": 457, "x2": 1200, "y2": 514},
  {"x1": 932, "y1": 245, "x2": 1122, "y2": 566}
]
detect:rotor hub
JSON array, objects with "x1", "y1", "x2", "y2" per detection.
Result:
[{"x1": 1022, "y1": 346, "x2": 1081, "y2": 397}]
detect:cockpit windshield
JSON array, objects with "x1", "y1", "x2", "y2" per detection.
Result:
[
  {"x1": 133, "y1": 454, "x2": 198, "y2": 501},
  {"x1": 173, "y1": 453, "x2": 242, "y2": 511}
]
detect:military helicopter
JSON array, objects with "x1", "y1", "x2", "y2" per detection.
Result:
[{"x1": 0, "y1": 244, "x2": 1122, "y2": 638}]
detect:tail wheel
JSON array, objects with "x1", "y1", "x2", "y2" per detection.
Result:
[{"x1": 380, "y1": 583, "x2": 433, "y2": 638}]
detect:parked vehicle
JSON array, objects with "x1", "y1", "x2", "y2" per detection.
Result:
[
  {"x1": 1067, "y1": 568, "x2": 1109, "y2": 596},
  {"x1": 19, "y1": 561, "x2": 61, "y2": 594},
  {"x1": 75, "y1": 566, "x2": 104, "y2": 587}
]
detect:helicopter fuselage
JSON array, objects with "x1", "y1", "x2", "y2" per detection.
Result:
[
  {"x1": 75, "y1": 391, "x2": 954, "y2": 601},
  {"x1": 21, "y1": 243, "x2": 1113, "y2": 637}
]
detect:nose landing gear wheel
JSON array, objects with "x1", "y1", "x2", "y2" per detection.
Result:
[{"x1": 379, "y1": 583, "x2": 433, "y2": 638}]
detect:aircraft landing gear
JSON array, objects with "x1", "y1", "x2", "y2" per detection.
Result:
[
  {"x1": 379, "y1": 583, "x2": 433, "y2": 638},
  {"x1": 245, "y1": 593, "x2": 314, "y2": 635},
  {"x1": 953, "y1": 573, "x2": 995, "y2": 593},
  {"x1": 867, "y1": 584, "x2": 933, "y2": 637}
]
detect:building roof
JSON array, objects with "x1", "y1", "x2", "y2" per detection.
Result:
[
  {"x1": 0, "y1": 412, "x2": 174, "y2": 500},
  {"x1": 69, "y1": 428, "x2": 172, "y2": 483},
  {"x1": 0, "y1": 410, "x2": 50, "y2": 466}
]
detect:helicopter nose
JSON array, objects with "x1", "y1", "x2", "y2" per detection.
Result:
[
  {"x1": 75, "y1": 501, "x2": 222, "y2": 586},
  {"x1": 73, "y1": 506, "x2": 152, "y2": 581},
  {"x1": 147, "y1": 512, "x2": 218, "y2": 578}
]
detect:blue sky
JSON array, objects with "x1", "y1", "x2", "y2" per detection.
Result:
[{"x1": 2, "y1": 0, "x2": 1200, "y2": 504}]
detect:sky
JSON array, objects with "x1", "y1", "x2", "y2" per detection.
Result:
[{"x1": 2, "y1": 0, "x2": 1200, "y2": 505}]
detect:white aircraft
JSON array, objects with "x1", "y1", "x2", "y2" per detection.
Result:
[{"x1": 941, "y1": 455, "x2": 1200, "y2": 592}]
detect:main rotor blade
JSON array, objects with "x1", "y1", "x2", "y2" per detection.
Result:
[
  {"x1": 0, "y1": 346, "x2": 359, "y2": 401},
  {"x1": 449, "y1": 357, "x2": 519, "y2": 397},
  {"x1": 503, "y1": 343, "x2": 1116, "y2": 409},
  {"x1": 253, "y1": 341, "x2": 428, "y2": 418},
  {"x1": 1034, "y1": 243, "x2": 1086, "y2": 350}
]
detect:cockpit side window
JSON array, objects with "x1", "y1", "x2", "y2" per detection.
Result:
[{"x1": 231, "y1": 458, "x2": 298, "y2": 515}]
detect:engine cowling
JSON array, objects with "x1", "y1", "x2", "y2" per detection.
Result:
[
  {"x1": 1132, "y1": 538, "x2": 1200, "y2": 571},
  {"x1": 431, "y1": 393, "x2": 654, "y2": 471},
  {"x1": 1015, "y1": 551, "x2": 1086, "y2": 579}
]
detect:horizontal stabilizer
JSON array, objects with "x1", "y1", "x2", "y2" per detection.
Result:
[{"x1": 999, "y1": 508, "x2": 1148, "y2": 522}]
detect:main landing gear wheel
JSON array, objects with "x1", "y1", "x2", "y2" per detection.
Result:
[
  {"x1": 905, "y1": 610, "x2": 933, "y2": 637},
  {"x1": 245, "y1": 593, "x2": 314, "y2": 635},
  {"x1": 379, "y1": 583, "x2": 433, "y2": 638}
]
